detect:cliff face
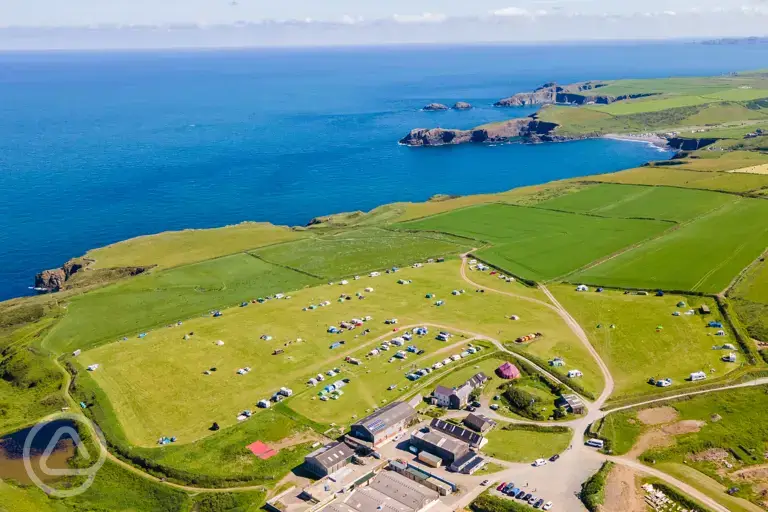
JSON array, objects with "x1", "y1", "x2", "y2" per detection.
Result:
[
  {"x1": 495, "y1": 82, "x2": 658, "y2": 107},
  {"x1": 667, "y1": 137, "x2": 719, "y2": 151},
  {"x1": 399, "y1": 119, "x2": 559, "y2": 147},
  {"x1": 34, "y1": 259, "x2": 148, "y2": 292}
]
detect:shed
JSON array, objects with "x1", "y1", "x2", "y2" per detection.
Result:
[
  {"x1": 496, "y1": 362, "x2": 521, "y2": 380},
  {"x1": 560, "y1": 394, "x2": 585, "y2": 415},
  {"x1": 418, "y1": 451, "x2": 442, "y2": 468},
  {"x1": 700, "y1": 305, "x2": 711, "y2": 315}
]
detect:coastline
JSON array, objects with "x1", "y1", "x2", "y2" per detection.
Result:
[{"x1": 602, "y1": 133, "x2": 671, "y2": 150}]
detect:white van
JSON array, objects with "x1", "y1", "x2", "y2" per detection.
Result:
[{"x1": 586, "y1": 439, "x2": 604, "y2": 449}]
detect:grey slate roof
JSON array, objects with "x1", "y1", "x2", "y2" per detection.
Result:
[
  {"x1": 354, "y1": 401, "x2": 416, "y2": 434},
  {"x1": 430, "y1": 418, "x2": 483, "y2": 447},
  {"x1": 306, "y1": 441, "x2": 355, "y2": 470}
]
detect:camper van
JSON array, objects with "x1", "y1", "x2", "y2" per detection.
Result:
[{"x1": 586, "y1": 439, "x2": 604, "y2": 449}]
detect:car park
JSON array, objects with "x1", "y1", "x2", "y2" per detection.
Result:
[{"x1": 543, "y1": 501, "x2": 553, "y2": 510}]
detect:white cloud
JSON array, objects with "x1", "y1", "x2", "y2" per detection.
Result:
[
  {"x1": 391, "y1": 12, "x2": 447, "y2": 24},
  {"x1": 492, "y1": 7, "x2": 531, "y2": 17},
  {"x1": 663, "y1": 10, "x2": 677, "y2": 16},
  {"x1": 340, "y1": 15, "x2": 363, "y2": 25}
]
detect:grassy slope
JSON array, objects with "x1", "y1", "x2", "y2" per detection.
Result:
[
  {"x1": 574, "y1": 197, "x2": 768, "y2": 293},
  {"x1": 252, "y1": 228, "x2": 472, "y2": 279},
  {"x1": 76, "y1": 261, "x2": 599, "y2": 445},
  {"x1": 483, "y1": 423, "x2": 572, "y2": 462},
  {"x1": 552, "y1": 285, "x2": 738, "y2": 398},
  {"x1": 601, "y1": 386, "x2": 768, "y2": 511},
  {"x1": 402, "y1": 203, "x2": 670, "y2": 282},
  {"x1": 593, "y1": 166, "x2": 768, "y2": 192},
  {"x1": 85, "y1": 222, "x2": 303, "y2": 270},
  {"x1": 536, "y1": 183, "x2": 735, "y2": 223},
  {"x1": 731, "y1": 258, "x2": 768, "y2": 341},
  {"x1": 43, "y1": 254, "x2": 321, "y2": 354}
]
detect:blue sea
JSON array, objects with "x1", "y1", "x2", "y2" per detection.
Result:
[{"x1": 1, "y1": 42, "x2": 767, "y2": 301}]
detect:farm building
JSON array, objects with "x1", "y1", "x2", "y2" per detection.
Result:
[
  {"x1": 430, "y1": 418, "x2": 486, "y2": 449},
  {"x1": 700, "y1": 305, "x2": 711, "y2": 315},
  {"x1": 496, "y1": 362, "x2": 521, "y2": 380},
  {"x1": 449, "y1": 451, "x2": 486, "y2": 474},
  {"x1": 463, "y1": 413, "x2": 496, "y2": 434},
  {"x1": 349, "y1": 401, "x2": 417, "y2": 448},
  {"x1": 559, "y1": 394, "x2": 586, "y2": 415},
  {"x1": 320, "y1": 470, "x2": 439, "y2": 512},
  {"x1": 410, "y1": 429, "x2": 470, "y2": 464},
  {"x1": 304, "y1": 440, "x2": 356, "y2": 477}
]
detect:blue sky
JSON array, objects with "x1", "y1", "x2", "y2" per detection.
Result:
[
  {"x1": 4, "y1": 0, "x2": 768, "y2": 26},
  {"x1": 1, "y1": 0, "x2": 766, "y2": 49}
]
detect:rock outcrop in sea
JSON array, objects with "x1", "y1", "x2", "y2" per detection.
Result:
[
  {"x1": 422, "y1": 103, "x2": 449, "y2": 111},
  {"x1": 399, "y1": 118, "x2": 559, "y2": 146},
  {"x1": 453, "y1": 102, "x2": 472, "y2": 110}
]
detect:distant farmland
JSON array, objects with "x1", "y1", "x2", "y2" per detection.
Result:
[
  {"x1": 401, "y1": 203, "x2": 670, "y2": 282},
  {"x1": 574, "y1": 197, "x2": 768, "y2": 293}
]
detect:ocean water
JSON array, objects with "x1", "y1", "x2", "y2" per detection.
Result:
[{"x1": 1, "y1": 42, "x2": 767, "y2": 301}]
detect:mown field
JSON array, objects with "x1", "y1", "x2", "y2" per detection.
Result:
[
  {"x1": 402, "y1": 203, "x2": 670, "y2": 282},
  {"x1": 536, "y1": 183, "x2": 735, "y2": 223},
  {"x1": 594, "y1": 166, "x2": 768, "y2": 192},
  {"x1": 76, "y1": 261, "x2": 600, "y2": 446},
  {"x1": 483, "y1": 423, "x2": 572, "y2": 463},
  {"x1": 600, "y1": 386, "x2": 768, "y2": 511},
  {"x1": 552, "y1": 286, "x2": 738, "y2": 398},
  {"x1": 252, "y1": 227, "x2": 471, "y2": 279},
  {"x1": 43, "y1": 254, "x2": 322, "y2": 354},
  {"x1": 574, "y1": 197, "x2": 768, "y2": 292},
  {"x1": 664, "y1": 151, "x2": 768, "y2": 172}
]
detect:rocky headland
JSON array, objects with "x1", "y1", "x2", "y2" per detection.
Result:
[
  {"x1": 494, "y1": 81, "x2": 658, "y2": 107},
  {"x1": 399, "y1": 118, "x2": 560, "y2": 146}
]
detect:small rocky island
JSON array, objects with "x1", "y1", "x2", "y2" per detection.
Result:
[
  {"x1": 453, "y1": 101, "x2": 472, "y2": 110},
  {"x1": 422, "y1": 103, "x2": 449, "y2": 111}
]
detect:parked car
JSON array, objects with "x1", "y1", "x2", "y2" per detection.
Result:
[
  {"x1": 471, "y1": 401, "x2": 481, "y2": 408},
  {"x1": 515, "y1": 490, "x2": 526, "y2": 499},
  {"x1": 543, "y1": 501, "x2": 553, "y2": 510},
  {"x1": 510, "y1": 487, "x2": 520, "y2": 497},
  {"x1": 496, "y1": 482, "x2": 506, "y2": 492},
  {"x1": 533, "y1": 458, "x2": 547, "y2": 467},
  {"x1": 528, "y1": 495, "x2": 538, "y2": 505},
  {"x1": 503, "y1": 483, "x2": 515, "y2": 494},
  {"x1": 523, "y1": 493, "x2": 532, "y2": 501},
  {"x1": 481, "y1": 480, "x2": 490, "y2": 486},
  {"x1": 534, "y1": 499, "x2": 544, "y2": 508},
  {"x1": 549, "y1": 454, "x2": 560, "y2": 462}
]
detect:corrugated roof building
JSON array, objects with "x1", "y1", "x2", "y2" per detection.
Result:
[
  {"x1": 304, "y1": 441, "x2": 356, "y2": 477},
  {"x1": 350, "y1": 401, "x2": 417, "y2": 448}
]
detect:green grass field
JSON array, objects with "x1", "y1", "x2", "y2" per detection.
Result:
[
  {"x1": 43, "y1": 254, "x2": 321, "y2": 354},
  {"x1": 86, "y1": 222, "x2": 304, "y2": 270},
  {"x1": 670, "y1": 151, "x2": 768, "y2": 172},
  {"x1": 552, "y1": 286, "x2": 739, "y2": 398},
  {"x1": 594, "y1": 166, "x2": 768, "y2": 192},
  {"x1": 402, "y1": 203, "x2": 670, "y2": 281},
  {"x1": 483, "y1": 423, "x2": 572, "y2": 463},
  {"x1": 600, "y1": 386, "x2": 768, "y2": 511},
  {"x1": 537, "y1": 184, "x2": 734, "y2": 223},
  {"x1": 574, "y1": 197, "x2": 768, "y2": 292},
  {"x1": 76, "y1": 261, "x2": 597, "y2": 445},
  {"x1": 731, "y1": 258, "x2": 768, "y2": 341},
  {"x1": 587, "y1": 95, "x2": 717, "y2": 116},
  {"x1": 703, "y1": 89, "x2": 768, "y2": 102},
  {"x1": 252, "y1": 227, "x2": 472, "y2": 279}
]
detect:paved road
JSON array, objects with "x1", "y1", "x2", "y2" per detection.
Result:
[{"x1": 40, "y1": 254, "x2": 767, "y2": 511}]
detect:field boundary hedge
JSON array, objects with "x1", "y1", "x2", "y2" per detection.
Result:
[{"x1": 579, "y1": 461, "x2": 614, "y2": 511}]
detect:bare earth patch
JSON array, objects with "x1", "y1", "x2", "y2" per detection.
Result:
[
  {"x1": 731, "y1": 465, "x2": 768, "y2": 509},
  {"x1": 271, "y1": 431, "x2": 326, "y2": 450},
  {"x1": 601, "y1": 464, "x2": 646, "y2": 512},
  {"x1": 637, "y1": 406, "x2": 679, "y2": 425},
  {"x1": 661, "y1": 420, "x2": 706, "y2": 435},
  {"x1": 728, "y1": 163, "x2": 768, "y2": 175},
  {"x1": 628, "y1": 430, "x2": 675, "y2": 458},
  {"x1": 688, "y1": 448, "x2": 730, "y2": 463}
]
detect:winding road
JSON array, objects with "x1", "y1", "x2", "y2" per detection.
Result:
[{"x1": 38, "y1": 252, "x2": 767, "y2": 512}]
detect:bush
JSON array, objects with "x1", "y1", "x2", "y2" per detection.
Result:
[
  {"x1": 470, "y1": 492, "x2": 534, "y2": 512},
  {"x1": 580, "y1": 462, "x2": 613, "y2": 511}
]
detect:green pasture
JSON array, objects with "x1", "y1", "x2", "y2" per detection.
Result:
[
  {"x1": 552, "y1": 285, "x2": 738, "y2": 398},
  {"x1": 590, "y1": 78, "x2": 750, "y2": 97},
  {"x1": 86, "y1": 222, "x2": 303, "y2": 270},
  {"x1": 77, "y1": 261, "x2": 596, "y2": 445},
  {"x1": 44, "y1": 253, "x2": 321, "y2": 354},
  {"x1": 594, "y1": 166, "x2": 768, "y2": 192},
  {"x1": 587, "y1": 95, "x2": 716, "y2": 116},
  {"x1": 681, "y1": 103, "x2": 768, "y2": 127},
  {"x1": 402, "y1": 203, "x2": 670, "y2": 282},
  {"x1": 600, "y1": 386, "x2": 768, "y2": 511},
  {"x1": 483, "y1": 423, "x2": 572, "y2": 463},
  {"x1": 537, "y1": 183, "x2": 734, "y2": 223},
  {"x1": 653, "y1": 464, "x2": 763, "y2": 512},
  {"x1": 252, "y1": 227, "x2": 471, "y2": 279},
  {"x1": 434, "y1": 354, "x2": 506, "y2": 390},
  {"x1": 671, "y1": 151, "x2": 768, "y2": 172},
  {"x1": 731, "y1": 258, "x2": 768, "y2": 341},
  {"x1": 460, "y1": 264, "x2": 547, "y2": 300},
  {"x1": 574, "y1": 197, "x2": 768, "y2": 292},
  {"x1": 703, "y1": 89, "x2": 768, "y2": 102}
]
